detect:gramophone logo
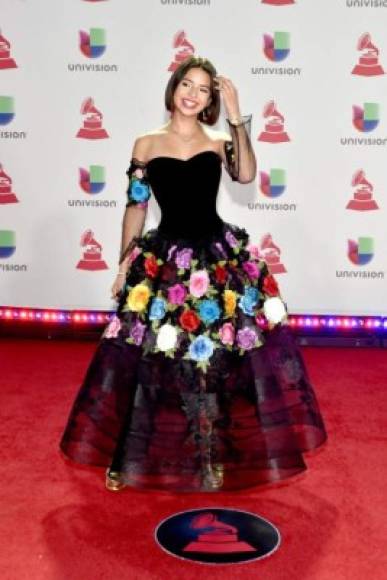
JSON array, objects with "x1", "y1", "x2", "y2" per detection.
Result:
[
  {"x1": 79, "y1": 165, "x2": 105, "y2": 194},
  {"x1": 155, "y1": 507, "x2": 280, "y2": 564},
  {"x1": 0, "y1": 96, "x2": 15, "y2": 125},
  {"x1": 262, "y1": 0, "x2": 295, "y2": 5},
  {"x1": 0, "y1": 164, "x2": 19, "y2": 204},
  {"x1": 352, "y1": 33, "x2": 385, "y2": 76},
  {"x1": 0, "y1": 230, "x2": 16, "y2": 258},
  {"x1": 168, "y1": 30, "x2": 195, "y2": 72},
  {"x1": 183, "y1": 512, "x2": 255, "y2": 554},
  {"x1": 258, "y1": 100, "x2": 290, "y2": 143},
  {"x1": 263, "y1": 32, "x2": 290, "y2": 62},
  {"x1": 76, "y1": 229, "x2": 108, "y2": 270},
  {"x1": 347, "y1": 237, "x2": 374, "y2": 266},
  {"x1": 352, "y1": 102, "x2": 379, "y2": 133},
  {"x1": 76, "y1": 98, "x2": 109, "y2": 139},
  {"x1": 259, "y1": 234, "x2": 287, "y2": 274},
  {"x1": 347, "y1": 169, "x2": 379, "y2": 211},
  {"x1": 79, "y1": 28, "x2": 106, "y2": 58},
  {"x1": 260, "y1": 168, "x2": 286, "y2": 197},
  {"x1": 0, "y1": 31, "x2": 17, "y2": 69}
]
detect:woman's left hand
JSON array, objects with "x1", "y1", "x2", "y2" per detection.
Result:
[{"x1": 214, "y1": 75, "x2": 241, "y2": 119}]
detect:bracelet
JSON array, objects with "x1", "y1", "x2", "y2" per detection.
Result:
[
  {"x1": 117, "y1": 272, "x2": 126, "y2": 277},
  {"x1": 227, "y1": 116, "x2": 243, "y2": 127}
]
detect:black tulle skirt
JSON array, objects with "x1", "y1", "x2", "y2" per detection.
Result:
[{"x1": 59, "y1": 221, "x2": 327, "y2": 492}]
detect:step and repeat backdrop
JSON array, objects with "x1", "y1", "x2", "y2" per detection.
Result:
[{"x1": 1, "y1": 0, "x2": 387, "y2": 314}]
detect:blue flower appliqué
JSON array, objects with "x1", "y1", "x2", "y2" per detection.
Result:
[
  {"x1": 188, "y1": 335, "x2": 214, "y2": 362},
  {"x1": 197, "y1": 299, "x2": 221, "y2": 325},
  {"x1": 128, "y1": 177, "x2": 150, "y2": 204},
  {"x1": 239, "y1": 286, "x2": 260, "y2": 316},
  {"x1": 149, "y1": 297, "x2": 167, "y2": 321}
]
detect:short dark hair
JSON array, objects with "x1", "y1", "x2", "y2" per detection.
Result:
[{"x1": 164, "y1": 56, "x2": 220, "y2": 126}]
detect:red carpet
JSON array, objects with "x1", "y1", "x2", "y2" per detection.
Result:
[{"x1": 1, "y1": 338, "x2": 386, "y2": 580}]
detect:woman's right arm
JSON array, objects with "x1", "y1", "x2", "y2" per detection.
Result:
[{"x1": 111, "y1": 136, "x2": 151, "y2": 299}]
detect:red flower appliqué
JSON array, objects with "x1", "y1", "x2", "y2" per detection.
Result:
[
  {"x1": 144, "y1": 254, "x2": 159, "y2": 278},
  {"x1": 263, "y1": 275, "x2": 279, "y2": 296},
  {"x1": 215, "y1": 264, "x2": 227, "y2": 284},
  {"x1": 179, "y1": 309, "x2": 201, "y2": 332}
]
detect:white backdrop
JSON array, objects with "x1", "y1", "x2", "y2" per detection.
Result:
[{"x1": 1, "y1": 0, "x2": 386, "y2": 315}]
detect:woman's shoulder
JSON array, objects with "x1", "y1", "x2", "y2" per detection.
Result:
[{"x1": 131, "y1": 127, "x2": 168, "y2": 161}]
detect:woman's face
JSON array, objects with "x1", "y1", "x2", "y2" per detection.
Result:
[{"x1": 172, "y1": 66, "x2": 212, "y2": 118}]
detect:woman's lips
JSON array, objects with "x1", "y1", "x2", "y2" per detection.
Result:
[{"x1": 182, "y1": 98, "x2": 199, "y2": 109}]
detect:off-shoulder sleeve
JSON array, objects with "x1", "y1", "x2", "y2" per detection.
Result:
[
  {"x1": 223, "y1": 114, "x2": 255, "y2": 183},
  {"x1": 125, "y1": 157, "x2": 151, "y2": 208}
]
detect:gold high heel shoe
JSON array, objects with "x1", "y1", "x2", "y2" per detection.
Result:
[
  {"x1": 105, "y1": 469, "x2": 127, "y2": 492},
  {"x1": 202, "y1": 463, "x2": 224, "y2": 490}
]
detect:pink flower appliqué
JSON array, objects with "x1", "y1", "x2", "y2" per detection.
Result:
[
  {"x1": 127, "y1": 245, "x2": 142, "y2": 264},
  {"x1": 168, "y1": 283, "x2": 187, "y2": 305},
  {"x1": 103, "y1": 315, "x2": 121, "y2": 339},
  {"x1": 242, "y1": 261, "x2": 260, "y2": 280},
  {"x1": 189, "y1": 269, "x2": 210, "y2": 298},
  {"x1": 219, "y1": 322, "x2": 235, "y2": 345}
]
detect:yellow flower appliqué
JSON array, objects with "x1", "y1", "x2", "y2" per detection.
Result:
[
  {"x1": 223, "y1": 289, "x2": 237, "y2": 317},
  {"x1": 127, "y1": 283, "x2": 151, "y2": 312}
]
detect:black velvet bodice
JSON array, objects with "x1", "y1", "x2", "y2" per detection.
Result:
[{"x1": 146, "y1": 150, "x2": 225, "y2": 240}]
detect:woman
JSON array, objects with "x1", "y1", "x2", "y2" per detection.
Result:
[{"x1": 60, "y1": 56, "x2": 327, "y2": 492}]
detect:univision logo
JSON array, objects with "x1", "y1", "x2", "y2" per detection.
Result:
[
  {"x1": 0, "y1": 96, "x2": 14, "y2": 125},
  {"x1": 248, "y1": 168, "x2": 296, "y2": 211},
  {"x1": 263, "y1": 32, "x2": 290, "y2": 61},
  {"x1": 353, "y1": 102, "x2": 379, "y2": 132},
  {"x1": 68, "y1": 27, "x2": 118, "y2": 72},
  {"x1": 68, "y1": 164, "x2": 116, "y2": 207},
  {"x1": 341, "y1": 102, "x2": 387, "y2": 146},
  {"x1": 0, "y1": 229, "x2": 15, "y2": 258},
  {"x1": 79, "y1": 165, "x2": 105, "y2": 194},
  {"x1": 0, "y1": 230, "x2": 27, "y2": 271},
  {"x1": 347, "y1": 237, "x2": 373, "y2": 265},
  {"x1": 251, "y1": 32, "x2": 300, "y2": 76},
  {"x1": 260, "y1": 168, "x2": 286, "y2": 197},
  {"x1": 336, "y1": 237, "x2": 384, "y2": 279},
  {"x1": 79, "y1": 28, "x2": 106, "y2": 58},
  {"x1": 0, "y1": 96, "x2": 27, "y2": 139}
]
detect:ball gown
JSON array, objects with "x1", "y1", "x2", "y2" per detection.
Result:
[{"x1": 59, "y1": 117, "x2": 327, "y2": 491}]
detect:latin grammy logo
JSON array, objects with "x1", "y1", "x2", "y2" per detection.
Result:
[
  {"x1": 0, "y1": 164, "x2": 18, "y2": 204},
  {"x1": 260, "y1": 234, "x2": 287, "y2": 274},
  {"x1": 352, "y1": 33, "x2": 385, "y2": 77},
  {"x1": 258, "y1": 101, "x2": 290, "y2": 143},
  {"x1": 347, "y1": 169, "x2": 379, "y2": 211},
  {"x1": 76, "y1": 98, "x2": 109, "y2": 140},
  {"x1": 0, "y1": 31, "x2": 17, "y2": 69},
  {"x1": 76, "y1": 229, "x2": 108, "y2": 270},
  {"x1": 183, "y1": 512, "x2": 256, "y2": 554},
  {"x1": 168, "y1": 30, "x2": 195, "y2": 72}
]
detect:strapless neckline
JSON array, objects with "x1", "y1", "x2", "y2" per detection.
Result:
[{"x1": 146, "y1": 149, "x2": 221, "y2": 167}]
